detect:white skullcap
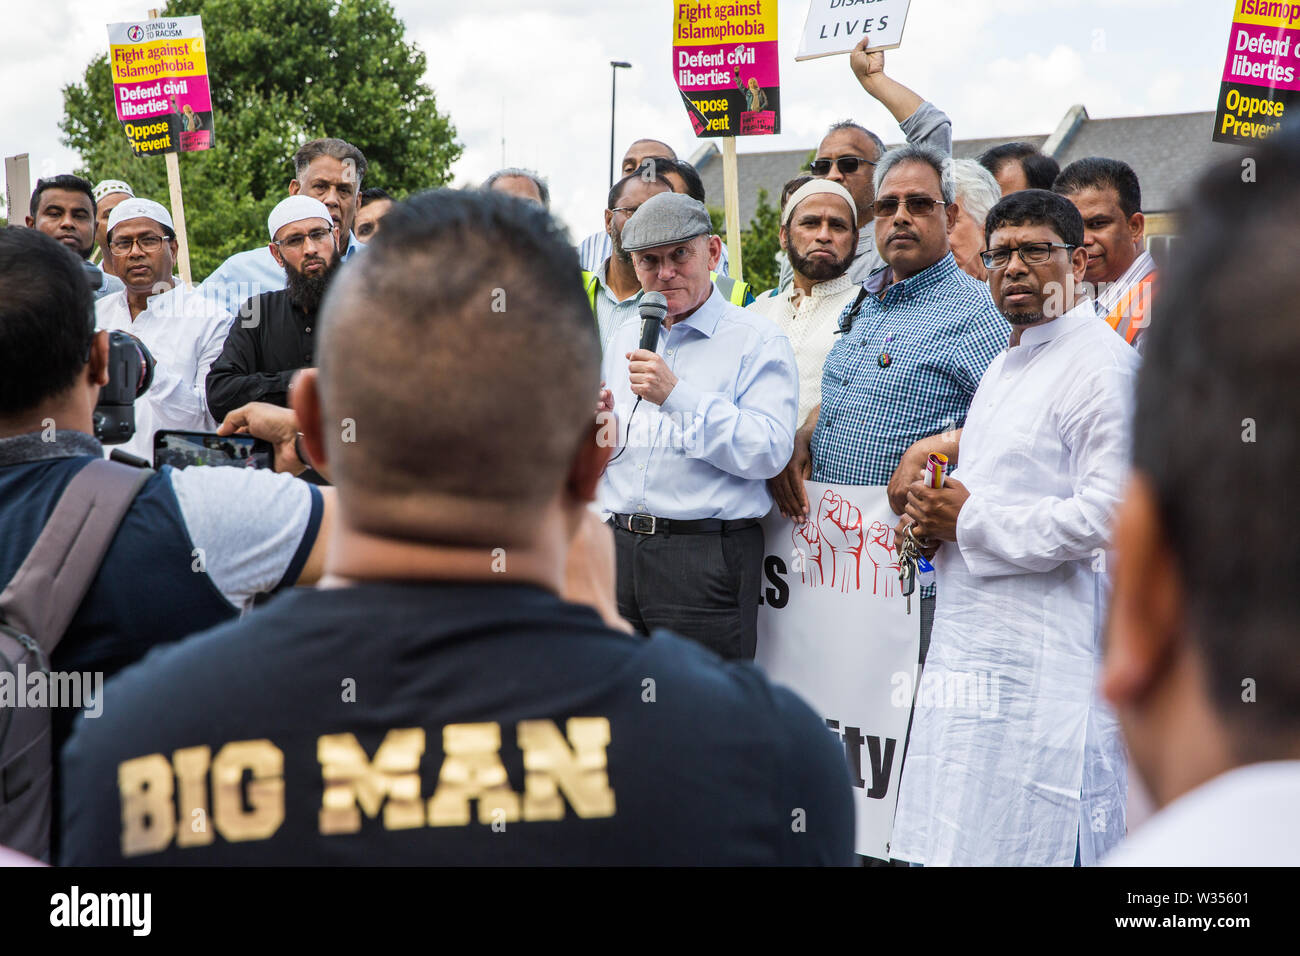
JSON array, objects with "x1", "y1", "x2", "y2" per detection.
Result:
[
  {"x1": 106, "y1": 197, "x2": 173, "y2": 235},
  {"x1": 92, "y1": 180, "x2": 134, "y2": 203},
  {"x1": 267, "y1": 196, "x2": 334, "y2": 240},
  {"x1": 782, "y1": 179, "x2": 857, "y2": 228}
]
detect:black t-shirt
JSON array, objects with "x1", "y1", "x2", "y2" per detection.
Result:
[{"x1": 60, "y1": 582, "x2": 854, "y2": 865}]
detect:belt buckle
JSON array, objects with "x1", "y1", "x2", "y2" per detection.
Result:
[{"x1": 629, "y1": 513, "x2": 657, "y2": 535}]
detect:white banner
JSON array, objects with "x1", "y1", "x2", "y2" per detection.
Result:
[
  {"x1": 754, "y1": 482, "x2": 919, "y2": 859},
  {"x1": 796, "y1": 0, "x2": 911, "y2": 61}
]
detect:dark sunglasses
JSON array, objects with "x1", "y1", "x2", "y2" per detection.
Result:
[
  {"x1": 809, "y1": 156, "x2": 876, "y2": 176},
  {"x1": 871, "y1": 197, "x2": 947, "y2": 218}
]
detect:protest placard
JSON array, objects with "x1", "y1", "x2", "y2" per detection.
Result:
[
  {"x1": 1213, "y1": 1, "x2": 1300, "y2": 144},
  {"x1": 107, "y1": 16, "x2": 214, "y2": 156},
  {"x1": 754, "y1": 483, "x2": 920, "y2": 860},
  {"x1": 673, "y1": 1, "x2": 780, "y2": 139},
  {"x1": 796, "y1": 0, "x2": 910, "y2": 60}
]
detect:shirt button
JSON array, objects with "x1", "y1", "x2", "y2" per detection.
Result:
[
  {"x1": 666, "y1": 349, "x2": 674, "y2": 356},
  {"x1": 638, "y1": 464, "x2": 645, "y2": 471},
  {"x1": 305, "y1": 326, "x2": 312, "y2": 333}
]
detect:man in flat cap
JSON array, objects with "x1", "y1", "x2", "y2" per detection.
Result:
[
  {"x1": 95, "y1": 198, "x2": 237, "y2": 460},
  {"x1": 206, "y1": 195, "x2": 341, "y2": 425},
  {"x1": 599, "y1": 191, "x2": 799, "y2": 661}
]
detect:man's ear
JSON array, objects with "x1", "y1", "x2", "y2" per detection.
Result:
[
  {"x1": 288, "y1": 180, "x2": 302, "y2": 197},
  {"x1": 24, "y1": 216, "x2": 34, "y2": 228},
  {"x1": 604, "y1": 208, "x2": 614, "y2": 238},
  {"x1": 1102, "y1": 472, "x2": 1186, "y2": 710},
  {"x1": 268, "y1": 242, "x2": 285, "y2": 268},
  {"x1": 706, "y1": 234, "x2": 723, "y2": 271},
  {"x1": 88, "y1": 330, "x2": 111, "y2": 388},
  {"x1": 567, "y1": 420, "x2": 615, "y2": 504},
  {"x1": 944, "y1": 200, "x2": 959, "y2": 232},
  {"x1": 778, "y1": 224, "x2": 790, "y2": 253},
  {"x1": 290, "y1": 368, "x2": 327, "y2": 472},
  {"x1": 1128, "y1": 210, "x2": 1146, "y2": 250},
  {"x1": 1071, "y1": 244, "x2": 1089, "y2": 284}
]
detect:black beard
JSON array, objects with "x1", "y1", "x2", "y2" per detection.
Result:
[
  {"x1": 787, "y1": 244, "x2": 851, "y2": 282},
  {"x1": 284, "y1": 255, "x2": 338, "y2": 312},
  {"x1": 1002, "y1": 309, "x2": 1044, "y2": 326},
  {"x1": 611, "y1": 229, "x2": 631, "y2": 265}
]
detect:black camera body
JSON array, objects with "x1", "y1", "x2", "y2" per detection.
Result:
[{"x1": 92, "y1": 331, "x2": 155, "y2": 445}]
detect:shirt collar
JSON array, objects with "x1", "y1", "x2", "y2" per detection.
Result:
[
  {"x1": 1015, "y1": 299, "x2": 1097, "y2": 350},
  {"x1": 596, "y1": 259, "x2": 642, "y2": 305},
  {"x1": 885, "y1": 252, "x2": 961, "y2": 299},
  {"x1": 803, "y1": 273, "x2": 855, "y2": 300},
  {"x1": 671, "y1": 285, "x2": 725, "y2": 338},
  {"x1": 0, "y1": 430, "x2": 102, "y2": 466},
  {"x1": 1096, "y1": 248, "x2": 1156, "y2": 312}
]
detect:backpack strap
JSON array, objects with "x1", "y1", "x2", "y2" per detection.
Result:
[{"x1": 0, "y1": 459, "x2": 153, "y2": 659}]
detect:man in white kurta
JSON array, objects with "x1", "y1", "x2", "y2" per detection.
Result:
[
  {"x1": 95, "y1": 198, "x2": 236, "y2": 460},
  {"x1": 748, "y1": 180, "x2": 862, "y2": 428},
  {"x1": 891, "y1": 190, "x2": 1139, "y2": 865}
]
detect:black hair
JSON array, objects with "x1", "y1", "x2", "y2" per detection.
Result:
[
  {"x1": 317, "y1": 188, "x2": 599, "y2": 513},
  {"x1": 1132, "y1": 119, "x2": 1300, "y2": 751},
  {"x1": 1052, "y1": 157, "x2": 1142, "y2": 218},
  {"x1": 669, "y1": 159, "x2": 706, "y2": 203},
  {"x1": 781, "y1": 175, "x2": 813, "y2": 208},
  {"x1": 29, "y1": 174, "x2": 96, "y2": 218},
  {"x1": 983, "y1": 188, "x2": 1084, "y2": 248},
  {"x1": 360, "y1": 187, "x2": 393, "y2": 207},
  {"x1": 977, "y1": 142, "x2": 1060, "y2": 192},
  {"x1": 0, "y1": 227, "x2": 94, "y2": 416},
  {"x1": 608, "y1": 159, "x2": 674, "y2": 209}
]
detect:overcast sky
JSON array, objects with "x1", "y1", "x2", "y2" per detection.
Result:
[{"x1": 1, "y1": 0, "x2": 1233, "y2": 237}]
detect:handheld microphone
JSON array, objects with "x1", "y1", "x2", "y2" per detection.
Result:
[{"x1": 637, "y1": 292, "x2": 668, "y2": 353}]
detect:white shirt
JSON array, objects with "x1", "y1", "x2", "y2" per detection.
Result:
[
  {"x1": 891, "y1": 301, "x2": 1140, "y2": 866},
  {"x1": 747, "y1": 273, "x2": 859, "y2": 425},
  {"x1": 1105, "y1": 761, "x2": 1300, "y2": 866},
  {"x1": 95, "y1": 282, "x2": 237, "y2": 461}
]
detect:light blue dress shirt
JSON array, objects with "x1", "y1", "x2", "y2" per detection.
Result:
[
  {"x1": 199, "y1": 232, "x2": 361, "y2": 312},
  {"x1": 598, "y1": 286, "x2": 798, "y2": 520}
]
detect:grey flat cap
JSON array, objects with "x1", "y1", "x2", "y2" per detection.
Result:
[{"x1": 620, "y1": 192, "x2": 712, "y2": 252}]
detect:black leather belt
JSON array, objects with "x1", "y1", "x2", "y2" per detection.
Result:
[{"x1": 609, "y1": 513, "x2": 759, "y2": 536}]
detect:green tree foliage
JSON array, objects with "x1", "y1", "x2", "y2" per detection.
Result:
[
  {"x1": 61, "y1": 0, "x2": 460, "y2": 280},
  {"x1": 709, "y1": 192, "x2": 781, "y2": 294},
  {"x1": 740, "y1": 187, "x2": 781, "y2": 294}
]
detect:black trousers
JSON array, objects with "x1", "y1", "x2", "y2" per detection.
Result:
[{"x1": 612, "y1": 522, "x2": 763, "y2": 661}]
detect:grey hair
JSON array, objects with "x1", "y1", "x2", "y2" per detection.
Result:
[
  {"x1": 294, "y1": 138, "x2": 368, "y2": 184},
  {"x1": 482, "y1": 167, "x2": 550, "y2": 209},
  {"x1": 873, "y1": 144, "x2": 956, "y2": 205},
  {"x1": 949, "y1": 158, "x2": 1002, "y2": 229},
  {"x1": 826, "y1": 120, "x2": 886, "y2": 162}
]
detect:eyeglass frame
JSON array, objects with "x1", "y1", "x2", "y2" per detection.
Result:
[
  {"x1": 980, "y1": 242, "x2": 1076, "y2": 270},
  {"x1": 808, "y1": 156, "x2": 877, "y2": 177},
  {"x1": 871, "y1": 196, "x2": 948, "y2": 219},
  {"x1": 108, "y1": 233, "x2": 170, "y2": 256},
  {"x1": 272, "y1": 226, "x2": 336, "y2": 251}
]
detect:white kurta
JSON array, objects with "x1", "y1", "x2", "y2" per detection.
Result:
[
  {"x1": 892, "y1": 301, "x2": 1139, "y2": 866},
  {"x1": 96, "y1": 282, "x2": 237, "y2": 461}
]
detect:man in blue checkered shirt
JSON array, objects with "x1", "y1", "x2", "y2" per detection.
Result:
[{"x1": 770, "y1": 144, "x2": 1007, "y2": 663}]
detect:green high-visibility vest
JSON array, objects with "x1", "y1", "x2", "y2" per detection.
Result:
[{"x1": 580, "y1": 269, "x2": 752, "y2": 315}]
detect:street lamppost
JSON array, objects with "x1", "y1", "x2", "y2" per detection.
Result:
[{"x1": 609, "y1": 61, "x2": 631, "y2": 187}]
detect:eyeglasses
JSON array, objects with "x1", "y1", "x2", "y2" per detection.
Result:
[
  {"x1": 610, "y1": 206, "x2": 640, "y2": 217},
  {"x1": 980, "y1": 242, "x2": 1075, "y2": 270},
  {"x1": 273, "y1": 227, "x2": 333, "y2": 251},
  {"x1": 809, "y1": 156, "x2": 875, "y2": 176},
  {"x1": 871, "y1": 197, "x2": 947, "y2": 218},
  {"x1": 108, "y1": 234, "x2": 166, "y2": 255}
]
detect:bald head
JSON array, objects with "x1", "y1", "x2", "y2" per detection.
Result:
[
  {"x1": 621, "y1": 139, "x2": 676, "y2": 177},
  {"x1": 315, "y1": 189, "x2": 601, "y2": 544}
]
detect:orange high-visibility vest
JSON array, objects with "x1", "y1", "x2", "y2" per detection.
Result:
[{"x1": 1104, "y1": 271, "x2": 1156, "y2": 348}]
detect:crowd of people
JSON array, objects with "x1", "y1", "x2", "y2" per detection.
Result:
[{"x1": 1, "y1": 38, "x2": 1296, "y2": 867}]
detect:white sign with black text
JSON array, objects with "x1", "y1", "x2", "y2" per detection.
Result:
[
  {"x1": 754, "y1": 483, "x2": 920, "y2": 860},
  {"x1": 796, "y1": 0, "x2": 911, "y2": 61}
]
